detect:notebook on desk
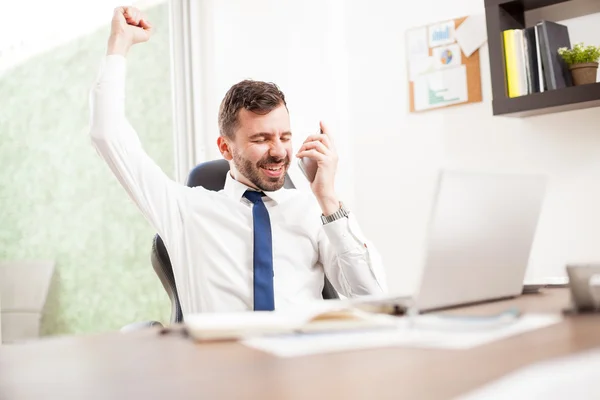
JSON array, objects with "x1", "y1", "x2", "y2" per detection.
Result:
[{"x1": 184, "y1": 302, "x2": 400, "y2": 341}]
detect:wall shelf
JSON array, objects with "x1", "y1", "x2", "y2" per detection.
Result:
[
  {"x1": 484, "y1": 0, "x2": 600, "y2": 117},
  {"x1": 492, "y1": 81, "x2": 600, "y2": 117}
]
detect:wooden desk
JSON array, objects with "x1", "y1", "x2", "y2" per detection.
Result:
[{"x1": 1, "y1": 289, "x2": 599, "y2": 400}]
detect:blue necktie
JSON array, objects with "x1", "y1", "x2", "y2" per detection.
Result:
[{"x1": 243, "y1": 191, "x2": 275, "y2": 311}]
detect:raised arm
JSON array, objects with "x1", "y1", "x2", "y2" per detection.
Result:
[{"x1": 89, "y1": 6, "x2": 189, "y2": 243}]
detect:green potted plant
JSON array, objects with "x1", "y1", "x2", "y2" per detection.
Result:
[{"x1": 558, "y1": 43, "x2": 600, "y2": 86}]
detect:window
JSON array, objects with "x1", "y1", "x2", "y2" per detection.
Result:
[{"x1": 0, "y1": 0, "x2": 174, "y2": 335}]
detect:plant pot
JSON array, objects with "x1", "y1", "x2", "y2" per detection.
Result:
[{"x1": 569, "y1": 62, "x2": 599, "y2": 86}]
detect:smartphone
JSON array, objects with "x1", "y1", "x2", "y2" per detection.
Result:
[{"x1": 298, "y1": 128, "x2": 323, "y2": 182}]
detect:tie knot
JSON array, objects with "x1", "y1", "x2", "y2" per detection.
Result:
[{"x1": 243, "y1": 190, "x2": 265, "y2": 204}]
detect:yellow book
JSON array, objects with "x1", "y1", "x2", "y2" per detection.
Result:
[{"x1": 503, "y1": 30, "x2": 519, "y2": 98}]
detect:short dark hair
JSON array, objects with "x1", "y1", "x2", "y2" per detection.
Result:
[{"x1": 218, "y1": 80, "x2": 287, "y2": 139}]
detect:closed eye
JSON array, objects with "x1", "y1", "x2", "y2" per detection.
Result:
[
  {"x1": 248, "y1": 131, "x2": 292, "y2": 143},
  {"x1": 281, "y1": 132, "x2": 292, "y2": 142}
]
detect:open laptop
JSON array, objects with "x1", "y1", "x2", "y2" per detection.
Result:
[
  {"x1": 405, "y1": 169, "x2": 547, "y2": 313},
  {"x1": 317, "y1": 169, "x2": 548, "y2": 317}
]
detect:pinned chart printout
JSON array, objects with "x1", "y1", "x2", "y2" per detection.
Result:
[
  {"x1": 409, "y1": 56, "x2": 434, "y2": 82},
  {"x1": 414, "y1": 65, "x2": 468, "y2": 111},
  {"x1": 428, "y1": 20, "x2": 456, "y2": 48},
  {"x1": 407, "y1": 26, "x2": 429, "y2": 58},
  {"x1": 407, "y1": 27, "x2": 434, "y2": 82},
  {"x1": 432, "y1": 44, "x2": 462, "y2": 69}
]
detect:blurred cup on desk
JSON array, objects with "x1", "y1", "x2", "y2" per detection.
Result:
[{"x1": 566, "y1": 263, "x2": 600, "y2": 312}]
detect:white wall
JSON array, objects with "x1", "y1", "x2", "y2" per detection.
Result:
[
  {"x1": 346, "y1": 0, "x2": 600, "y2": 294},
  {"x1": 193, "y1": 0, "x2": 600, "y2": 296}
]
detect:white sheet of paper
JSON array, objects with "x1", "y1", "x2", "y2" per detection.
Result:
[
  {"x1": 407, "y1": 27, "x2": 434, "y2": 82},
  {"x1": 242, "y1": 314, "x2": 562, "y2": 358},
  {"x1": 413, "y1": 64, "x2": 468, "y2": 111},
  {"x1": 432, "y1": 44, "x2": 462, "y2": 69},
  {"x1": 428, "y1": 20, "x2": 455, "y2": 48},
  {"x1": 454, "y1": 14, "x2": 487, "y2": 58},
  {"x1": 458, "y1": 348, "x2": 600, "y2": 399},
  {"x1": 407, "y1": 27, "x2": 429, "y2": 58},
  {"x1": 409, "y1": 56, "x2": 435, "y2": 82}
]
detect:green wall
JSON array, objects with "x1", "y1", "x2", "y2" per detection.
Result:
[{"x1": 0, "y1": 3, "x2": 172, "y2": 335}]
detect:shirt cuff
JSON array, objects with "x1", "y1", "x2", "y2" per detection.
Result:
[
  {"x1": 97, "y1": 54, "x2": 127, "y2": 84},
  {"x1": 321, "y1": 213, "x2": 366, "y2": 255}
]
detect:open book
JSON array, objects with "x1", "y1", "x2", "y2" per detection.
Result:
[{"x1": 184, "y1": 297, "x2": 411, "y2": 341}]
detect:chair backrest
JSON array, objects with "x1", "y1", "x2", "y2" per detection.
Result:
[{"x1": 151, "y1": 158, "x2": 338, "y2": 324}]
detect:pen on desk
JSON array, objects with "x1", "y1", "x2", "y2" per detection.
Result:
[
  {"x1": 159, "y1": 325, "x2": 190, "y2": 338},
  {"x1": 350, "y1": 297, "x2": 413, "y2": 316}
]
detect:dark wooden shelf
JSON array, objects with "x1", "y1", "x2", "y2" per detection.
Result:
[
  {"x1": 485, "y1": 0, "x2": 600, "y2": 117},
  {"x1": 492, "y1": 82, "x2": 600, "y2": 116},
  {"x1": 485, "y1": 0, "x2": 570, "y2": 11}
]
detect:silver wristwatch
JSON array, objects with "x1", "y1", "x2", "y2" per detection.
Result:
[{"x1": 321, "y1": 202, "x2": 349, "y2": 225}]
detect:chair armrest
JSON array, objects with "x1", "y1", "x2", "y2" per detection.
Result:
[{"x1": 120, "y1": 320, "x2": 164, "y2": 332}]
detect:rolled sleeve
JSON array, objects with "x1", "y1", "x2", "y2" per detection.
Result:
[
  {"x1": 321, "y1": 213, "x2": 367, "y2": 255},
  {"x1": 319, "y1": 212, "x2": 387, "y2": 297}
]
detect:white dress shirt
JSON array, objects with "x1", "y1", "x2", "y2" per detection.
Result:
[{"x1": 89, "y1": 55, "x2": 387, "y2": 315}]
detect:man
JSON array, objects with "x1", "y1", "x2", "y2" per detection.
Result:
[{"x1": 89, "y1": 6, "x2": 386, "y2": 315}]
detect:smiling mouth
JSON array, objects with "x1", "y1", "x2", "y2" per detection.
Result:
[{"x1": 260, "y1": 164, "x2": 285, "y2": 177}]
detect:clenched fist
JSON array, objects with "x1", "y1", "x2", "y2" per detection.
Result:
[{"x1": 107, "y1": 6, "x2": 153, "y2": 56}]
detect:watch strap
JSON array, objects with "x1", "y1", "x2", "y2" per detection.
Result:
[{"x1": 321, "y1": 202, "x2": 349, "y2": 224}]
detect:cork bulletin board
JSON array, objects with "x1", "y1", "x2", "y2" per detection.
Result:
[{"x1": 406, "y1": 16, "x2": 482, "y2": 113}]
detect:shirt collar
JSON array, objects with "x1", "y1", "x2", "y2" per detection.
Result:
[{"x1": 223, "y1": 172, "x2": 288, "y2": 204}]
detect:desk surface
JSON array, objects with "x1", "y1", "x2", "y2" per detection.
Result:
[{"x1": 1, "y1": 289, "x2": 599, "y2": 400}]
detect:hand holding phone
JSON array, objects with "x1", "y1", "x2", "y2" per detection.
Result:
[
  {"x1": 298, "y1": 128, "x2": 323, "y2": 182},
  {"x1": 296, "y1": 122, "x2": 340, "y2": 214}
]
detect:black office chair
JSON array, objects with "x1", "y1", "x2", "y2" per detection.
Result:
[{"x1": 121, "y1": 159, "x2": 338, "y2": 331}]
